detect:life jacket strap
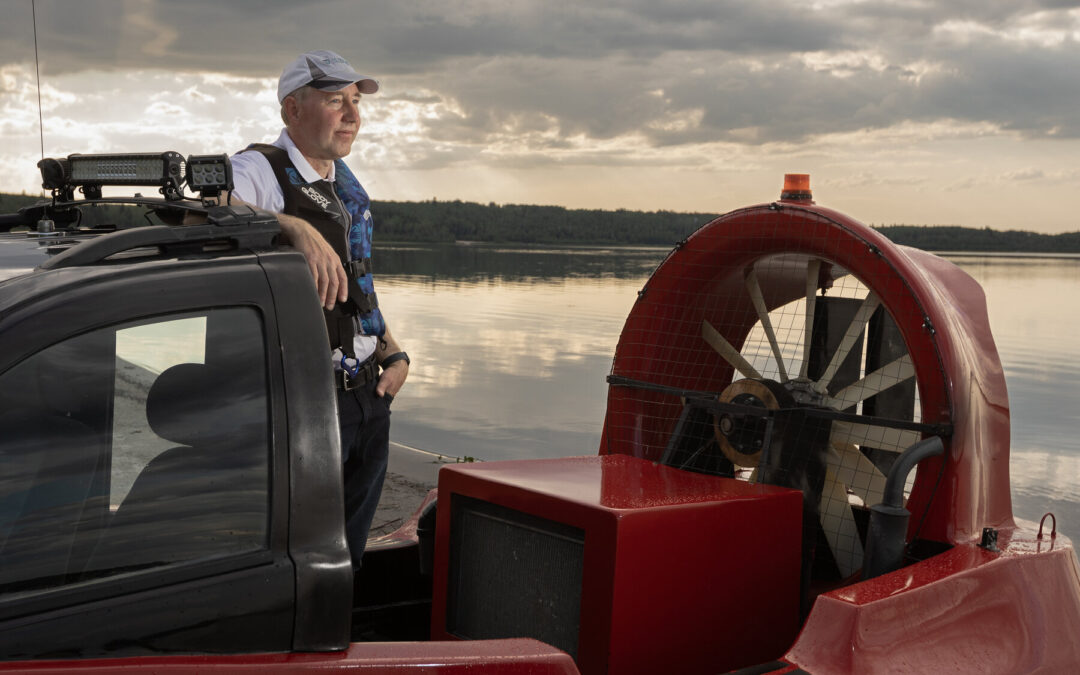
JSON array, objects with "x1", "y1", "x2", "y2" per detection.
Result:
[
  {"x1": 346, "y1": 276, "x2": 378, "y2": 314},
  {"x1": 328, "y1": 313, "x2": 359, "y2": 359},
  {"x1": 346, "y1": 257, "x2": 372, "y2": 277}
]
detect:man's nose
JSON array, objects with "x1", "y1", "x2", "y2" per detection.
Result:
[{"x1": 343, "y1": 99, "x2": 359, "y2": 122}]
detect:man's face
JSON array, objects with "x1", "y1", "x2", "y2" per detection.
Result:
[{"x1": 288, "y1": 83, "x2": 362, "y2": 162}]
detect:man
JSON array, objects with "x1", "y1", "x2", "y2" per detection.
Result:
[{"x1": 229, "y1": 50, "x2": 408, "y2": 567}]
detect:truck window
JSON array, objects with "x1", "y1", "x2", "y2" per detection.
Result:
[
  {"x1": 0, "y1": 307, "x2": 269, "y2": 596},
  {"x1": 112, "y1": 316, "x2": 207, "y2": 507}
]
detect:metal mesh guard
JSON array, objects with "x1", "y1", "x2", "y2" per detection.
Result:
[{"x1": 447, "y1": 496, "x2": 585, "y2": 659}]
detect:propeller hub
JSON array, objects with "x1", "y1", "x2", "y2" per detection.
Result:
[
  {"x1": 784, "y1": 377, "x2": 829, "y2": 407},
  {"x1": 713, "y1": 378, "x2": 794, "y2": 468}
]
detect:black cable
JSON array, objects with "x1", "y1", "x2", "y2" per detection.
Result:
[{"x1": 32, "y1": 0, "x2": 45, "y2": 196}]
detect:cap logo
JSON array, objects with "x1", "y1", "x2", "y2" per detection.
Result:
[
  {"x1": 306, "y1": 58, "x2": 329, "y2": 79},
  {"x1": 305, "y1": 57, "x2": 353, "y2": 89}
]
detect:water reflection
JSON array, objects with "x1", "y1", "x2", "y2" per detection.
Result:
[
  {"x1": 380, "y1": 245, "x2": 1080, "y2": 541},
  {"x1": 380, "y1": 272, "x2": 639, "y2": 460},
  {"x1": 379, "y1": 243, "x2": 668, "y2": 283},
  {"x1": 961, "y1": 258, "x2": 1080, "y2": 467}
]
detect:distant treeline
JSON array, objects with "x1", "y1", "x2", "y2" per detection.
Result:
[
  {"x1": 3, "y1": 192, "x2": 1078, "y2": 252},
  {"x1": 375, "y1": 200, "x2": 1080, "y2": 252},
  {"x1": 871, "y1": 225, "x2": 1080, "y2": 253},
  {"x1": 373, "y1": 199, "x2": 715, "y2": 245}
]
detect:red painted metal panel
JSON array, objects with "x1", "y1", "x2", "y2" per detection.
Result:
[
  {"x1": 889, "y1": 245, "x2": 1013, "y2": 542},
  {"x1": 0, "y1": 639, "x2": 579, "y2": 673},
  {"x1": 431, "y1": 455, "x2": 804, "y2": 674},
  {"x1": 786, "y1": 530, "x2": 1080, "y2": 673}
]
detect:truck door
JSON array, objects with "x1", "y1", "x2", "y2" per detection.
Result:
[{"x1": 0, "y1": 254, "x2": 294, "y2": 659}]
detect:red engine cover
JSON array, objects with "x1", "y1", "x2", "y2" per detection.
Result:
[{"x1": 432, "y1": 455, "x2": 804, "y2": 674}]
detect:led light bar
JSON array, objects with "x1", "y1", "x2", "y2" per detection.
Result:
[
  {"x1": 38, "y1": 151, "x2": 185, "y2": 200},
  {"x1": 67, "y1": 152, "x2": 185, "y2": 188},
  {"x1": 38, "y1": 151, "x2": 235, "y2": 201}
]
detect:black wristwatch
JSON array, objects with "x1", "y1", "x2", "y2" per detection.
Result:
[{"x1": 380, "y1": 351, "x2": 410, "y2": 369}]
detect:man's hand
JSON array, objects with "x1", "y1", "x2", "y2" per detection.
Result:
[
  {"x1": 375, "y1": 327, "x2": 409, "y2": 399},
  {"x1": 376, "y1": 359, "x2": 408, "y2": 399},
  {"x1": 277, "y1": 214, "x2": 349, "y2": 310}
]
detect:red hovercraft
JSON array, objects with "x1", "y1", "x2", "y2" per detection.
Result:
[
  {"x1": 431, "y1": 175, "x2": 1080, "y2": 674},
  {"x1": 2, "y1": 170, "x2": 1077, "y2": 674}
]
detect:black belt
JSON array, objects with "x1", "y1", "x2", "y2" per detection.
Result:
[{"x1": 338, "y1": 353, "x2": 378, "y2": 391}]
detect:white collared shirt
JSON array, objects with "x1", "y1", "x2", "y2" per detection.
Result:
[
  {"x1": 230, "y1": 128, "x2": 332, "y2": 211},
  {"x1": 230, "y1": 129, "x2": 377, "y2": 363}
]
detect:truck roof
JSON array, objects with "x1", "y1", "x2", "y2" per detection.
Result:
[
  {"x1": 0, "y1": 199, "x2": 282, "y2": 301},
  {"x1": 0, "y1": 234, "x2": 54, "y2": 282}
]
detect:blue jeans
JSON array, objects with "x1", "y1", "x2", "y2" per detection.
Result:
[{"x1": 337, "y1": 380, "x2": 391, "y2": 567}]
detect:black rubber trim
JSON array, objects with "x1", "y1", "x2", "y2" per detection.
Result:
[
  {"x1": 728, "y1": 662, "x2": 811, "y2": 674},
  {"x1": 728, "y1": 661, "x2": 790, "y2": 674}
]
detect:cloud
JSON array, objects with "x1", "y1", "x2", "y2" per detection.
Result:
[
  {"x1": 2, "y1": 0, "x2": 1080, "y2": 231},
  {"x1": 4, "y1": 0, "x2": 1079, "y2": 148},
  {"x1": 1002, "y1": 167, "x2": 1045, "y2": 181},
  {"x1": 821, "y1": 172, "x2": 929, "y2": 189}
]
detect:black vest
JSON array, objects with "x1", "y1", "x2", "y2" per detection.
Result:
[{"x1": 245, "y1": 144, "x2": 377, "y2": 355}]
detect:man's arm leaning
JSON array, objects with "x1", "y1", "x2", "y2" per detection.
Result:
[
  {"x1": 224, "y1": 193, "x2": 348, "y2": 310},
  {"x1": 275, "y1": 211, "x2": 349, "y2": 310}
]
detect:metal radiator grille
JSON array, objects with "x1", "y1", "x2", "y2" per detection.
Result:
[{"x1": 447, "y1": 496, "x2": 585, "y2": 658}]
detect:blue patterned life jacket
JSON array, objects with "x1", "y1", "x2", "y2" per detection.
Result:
[{"x1": 332, "y1": 159, "x2": 386, "y2": 338}]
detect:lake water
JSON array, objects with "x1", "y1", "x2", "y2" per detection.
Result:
[{"x1": 377, "y1": 243, "x2": 1080, "y2": 542}]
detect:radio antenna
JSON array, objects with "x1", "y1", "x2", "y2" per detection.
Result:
[{"x1": 32, "y1": 0, "x2": 46, "y2": 178}]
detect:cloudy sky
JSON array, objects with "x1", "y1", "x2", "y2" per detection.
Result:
[{"x1": 1, "y1": 0, "x2": 1078, "y2": 232}]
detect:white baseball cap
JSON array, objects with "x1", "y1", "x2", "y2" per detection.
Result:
[{"x1": 277, "y1": 50, "x2": 379, "y2": 103}]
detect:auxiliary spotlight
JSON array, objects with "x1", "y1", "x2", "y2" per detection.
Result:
[{"x1": 184, "y1": 154, "x2": 233, "y2": 199}]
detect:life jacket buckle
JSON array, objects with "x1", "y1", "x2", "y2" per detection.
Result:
[
  {"x1": 339, "y1": 353, "x2": 377, "y2": 391},
  {"x1": 340, "y1": 368, "x2": 361, "y2": 391}
]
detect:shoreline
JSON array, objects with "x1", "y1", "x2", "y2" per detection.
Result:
[{"x1": 369, "y1": 441, "x2": 457, "y2": 536}]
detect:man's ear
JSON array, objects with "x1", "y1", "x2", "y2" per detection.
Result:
[{"x1": 283, "y1": 96, "x2": 301, "y2": 124}]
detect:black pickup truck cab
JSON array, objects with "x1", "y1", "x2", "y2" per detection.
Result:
[{"x1": 0, "y1": 157, "x2": 577, "y2": 673}]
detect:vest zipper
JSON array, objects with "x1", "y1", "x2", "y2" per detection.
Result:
[{"x1": 328, "y1": 183, "x2": 353, "y2": 262}]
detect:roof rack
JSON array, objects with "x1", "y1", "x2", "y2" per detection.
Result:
[{"x1": 37, "y1": 203, "x2": 281, "y2": 269}]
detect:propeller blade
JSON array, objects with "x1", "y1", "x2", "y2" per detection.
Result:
[
  {"x1": 816, "y1": 292, "x2": 881, "y2": 392},
  {"x1": 826, "y1": 440, "x2": 888, "y2": 506},
  {"x1": 830, "y1": 420, "x2": 922, "y2": 454},
  {"x1": 799, "y1": 259, "x2": 822, "y2": 379},
  {"x1": 828, "y1": 354, "x2": 914, "y2": 410},
  {"x1": 746, "y1": 269, "x2": 789, "y2": 382},
  {"x1": 818, "y1": 467, "x2": 864, "y2": 577},
  {"x1": 702, "y1": 320, "x2": 761, "y2": 379}
]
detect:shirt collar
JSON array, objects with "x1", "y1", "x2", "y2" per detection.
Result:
[{"x1": 275, "y1": 128, "x2": 336, "y2": 183}]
